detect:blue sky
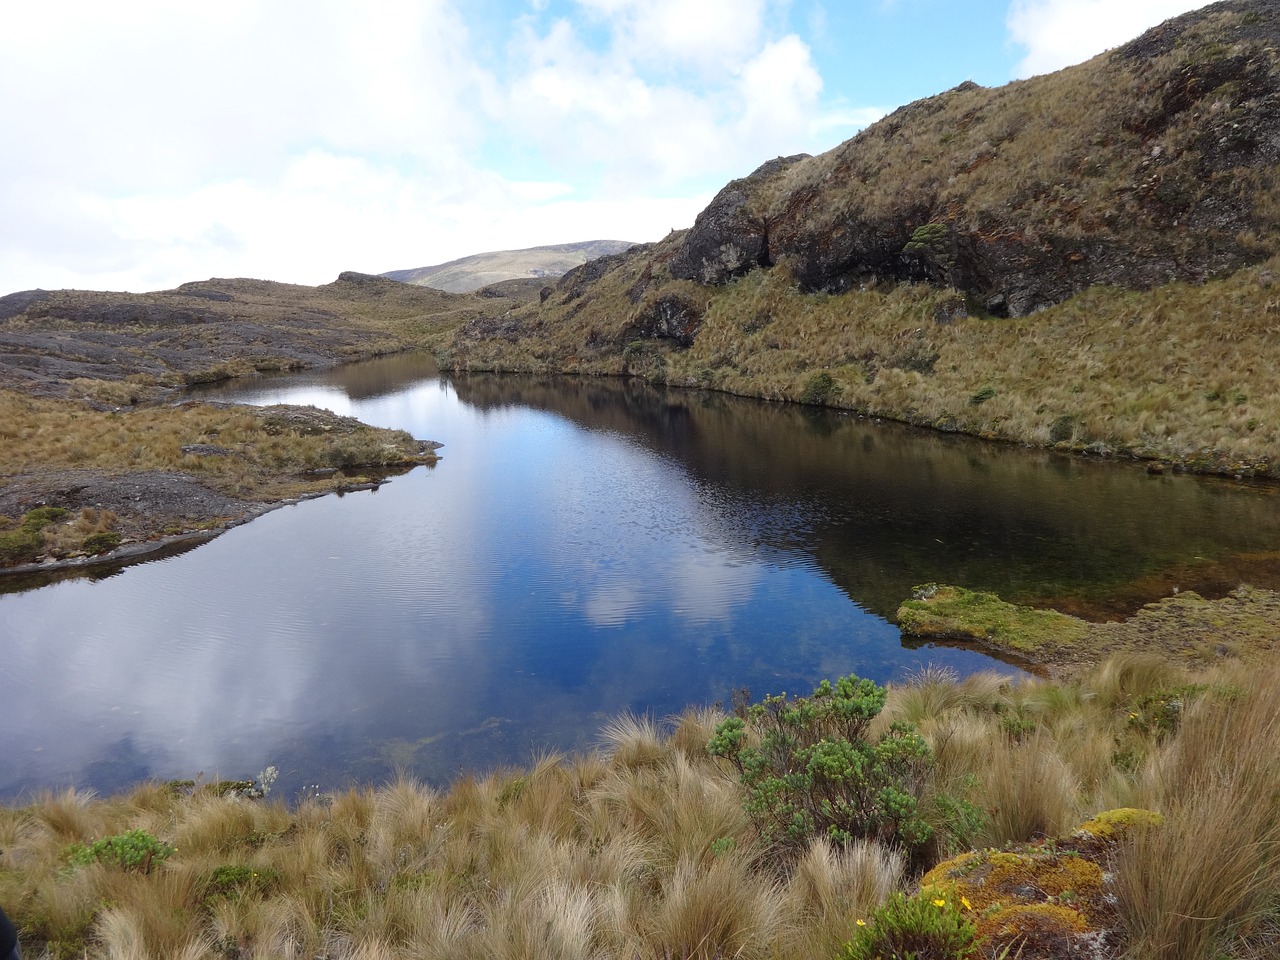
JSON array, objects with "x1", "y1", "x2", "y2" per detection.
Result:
[{"x1": 0, "y1": 0, "x2": 1211, "y2": 294}]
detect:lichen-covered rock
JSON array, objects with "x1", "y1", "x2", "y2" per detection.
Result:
[
  {"x1": 623, "y1": 292, "x2": 706, "y2": 347},
  {"x1": 919, "y1": 808, "x2": 1164, "y2": 958},
  {"x1": 1075, "y1": 807, "x2": 1164, "y2": 840},
  {"x1": 977, "y1": 903, "x2": 1094, "y2": 957}
]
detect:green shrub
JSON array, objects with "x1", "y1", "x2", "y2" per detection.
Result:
[
  {"x1": 1126, "y1": 684, "x2": 1207, "y2": 738},
  {"x1": 0, "y1": 527, "x2": 42, "y2": 564},
  {"x1": 66, "y1": 829, "x2": 175, "y2": 873},
  {"x1": 23, "y1": 506, "x2": 69, "y2": 527},
  {"x1": 840, "y1": 892, "x2": 981, "y2": 960},
  {"x1": 81, "y1": 531, "x2": 121, "y2": 554},
  {"x1": 708, "y1": 674, "x2": 936, "y2": 856},
  {"x1": 0, "y1": 506, "x2": 70, "y2": 564},
  {"x1": 967, "y1": 386, "x2": 996, "y2": 406},
  {"x1": 800, "y1": 371, "x2": 842, "y2": 405}
]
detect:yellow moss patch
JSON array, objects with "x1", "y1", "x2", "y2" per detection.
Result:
[
  {"x1": 977, "y1": 902, "x2": 1091, "y2": 940},
  {"x1": 922, "y1": 850, "x2": 1103, "y2": 916},
  {"x1": 1074, "y1": 807, "x2": 1164, "y2": 841},
  {"x1": 897, "y1": 583, "x2": 1280, "y2": 665},
  {"x1": 896, "y1": 583, "x2": 1092, "y2": 653}
]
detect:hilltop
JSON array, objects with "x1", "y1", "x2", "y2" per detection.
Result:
[
  {"x1": 0, "y1": 271, "x2": 507, "y2": 401},
  {"x1": 443, "y1": 0, "x2": 1280, "y2": 480},
  {"x1": 381, "y1": 239, "x2": 636, "y2": 293}
]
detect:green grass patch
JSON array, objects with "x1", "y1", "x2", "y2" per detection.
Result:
[{"x1": 897, "y1": 583, "x2": 1092, "y2": 654}]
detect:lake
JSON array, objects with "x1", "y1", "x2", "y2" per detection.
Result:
[{"x1": 5, "y1": 354, "x2": 1279, "y2": 802}]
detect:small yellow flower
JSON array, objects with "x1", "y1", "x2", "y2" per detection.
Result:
[
  {"x1": 855, "y1": 919, "x2": 866, "y2": 927},
  {"x1": 961, "y1": 896, "x2": 972, "y2": 910},
  {"x1": 932, "y1": 898, "x2": 946, "y2": 907}
]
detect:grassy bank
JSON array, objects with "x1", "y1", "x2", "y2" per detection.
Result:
[
  {"x1": 898, "y1": 582, "x2": 1280, "y2": 668},
  {"x1": 0, "y1": 392, "x2": 436, "y2": 566},
  {"x1": 448, "y1": 248, "x2": 1280, "y2": 481},
  {"x1": 3, "y1": 652, "x2": 1278, "y2": 959}
]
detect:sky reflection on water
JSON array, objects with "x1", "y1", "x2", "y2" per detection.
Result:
[{"x1": 7, "y1": 356, "x2": 1278, "y2": 801}]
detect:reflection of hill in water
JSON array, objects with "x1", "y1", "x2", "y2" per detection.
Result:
[
  {"x1": 192, "y1": 352, "x2": 443, "y2": 402},
  {"x1": 447, "y1": 372, "x2": 1280, "y2": 620}
]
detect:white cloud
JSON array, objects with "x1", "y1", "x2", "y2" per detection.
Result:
[
  {"x1": 0, "y1": 0, "x2": 875, "y2": 294},
  {"x1": 500, "y1": 4, "x2": 839, "y2": 192},
  {"x1": 1008, "y1": 0, "x2": 1216, "y2": 77},
  {"x1": 736, "y1": 36, "x2": 826, "y2": 151},
  {"x1": 574, "y1": 0, "x2": 769, "y2": 72}
]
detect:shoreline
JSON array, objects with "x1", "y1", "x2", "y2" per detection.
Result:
[{"x1": 0, "y1": 477, "x2": 393, "y2": 579}]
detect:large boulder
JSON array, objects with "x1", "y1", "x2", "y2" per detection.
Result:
[{"x1": 669, "y1": 155, "x2": 809, "y2": 285}]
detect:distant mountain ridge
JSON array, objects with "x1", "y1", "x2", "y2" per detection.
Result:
[{"x1": 382, "y1": 240, "x2": 636, "y2": 293}]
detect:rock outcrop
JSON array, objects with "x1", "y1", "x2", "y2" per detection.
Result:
[
  {"x1": 669, "y1": 0, "x2": 1280, "y2": 316},
  {"x1": 668, "y1": 154, "x2": 808, "y2": 285}
]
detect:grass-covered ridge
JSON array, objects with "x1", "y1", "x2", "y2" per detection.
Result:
[
  {"x1": 448, "y1": 235, "x2": 1280, "y2": 479},
  {"x1": 3, "y1": 652, "x2": 1278, "y2": 959},
  {"x1": 443, "y1": 0, "x2": 1280, "y2": 480}
]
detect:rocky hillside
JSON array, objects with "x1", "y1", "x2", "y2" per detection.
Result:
[
  {"x1": 0, "y1": 272, "x2": 508, "y2": 401},
  {"x1": 445, "y1": 0, "x2": 1280, "y2": 479},
  {"x1": 382, "y1": 240, "x2": 636, "y2": 293}
]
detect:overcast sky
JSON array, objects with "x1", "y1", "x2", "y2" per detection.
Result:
[{"x1": 0, "y1": 0, "x2": 1212, "y2": 295}]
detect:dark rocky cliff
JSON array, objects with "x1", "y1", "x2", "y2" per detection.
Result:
[{"x1": 669, "y1": 0, "x2": 1280, "y2": 317}]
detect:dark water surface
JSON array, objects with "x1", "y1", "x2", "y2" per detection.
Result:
[{"x1": 6, "y1": 355, "x2": 1280, "y2": 801}]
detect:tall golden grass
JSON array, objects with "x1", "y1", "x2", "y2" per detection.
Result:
[{"x1": 2, "y1": 654, "x2": 1278, "y2": 958}]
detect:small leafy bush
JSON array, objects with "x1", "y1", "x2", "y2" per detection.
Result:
[
  {"x1": 967, "y1": 386, "x2": 996, "y2": 406},
  {"x1": 1126, "y1": 684, "x2": 1207, "y2": 738},
  {"x1": 841, "y1": 892, "x2": 981, "y2": 960},
  {"x1": 0, "y1": 506, "x2": 69, "y2": 564},
  {"x1": 708, "y1": 674, "x2": 936, "y2": 856},
  {"x1": 81, "y1": 531, "x2": 121, "y2": 554},
  {"x1": 800, "y1": 371, "x2": 842, "y2": 405},
  {"x1": 66, "y1": 829, "x2": 175, "y2": 873}
]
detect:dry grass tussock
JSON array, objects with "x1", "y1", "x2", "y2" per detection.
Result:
[
  {"x1": 1115, "y1": 658, "x2": 1280, "y2": 960},
  {"x1": 3, "y1": 656, "x2": 1280, "y2": 958}
]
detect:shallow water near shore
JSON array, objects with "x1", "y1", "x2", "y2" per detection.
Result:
[{"x1": 5, "y1": 354, "x2": 1280, "y2": 802}]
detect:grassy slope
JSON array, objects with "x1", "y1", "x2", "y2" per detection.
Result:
[
  {"x1": 445, "y1": 1, "x2": 1280, "y2": 479},
  {"x1": 3, "y1": 652, "x2": 1278, "y2": 960},
  {"x1": 0, "y1": 274, "x2": 512, "y2": 564},
  {"x1": 0, "y1": 273, "x2": 494, "y2": 399},
  {"x1": 381, "y1": 240, "x2": 636, "y2": 293},
  {"x1": 449, "y1": 238, "x2": 1280, "y2": 476}
]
